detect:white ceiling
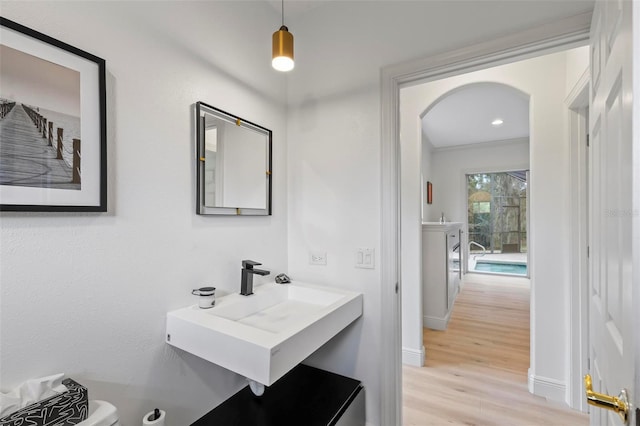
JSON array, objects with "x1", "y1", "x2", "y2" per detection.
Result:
[
  {"x1": 280, "y1": 1, "x2": 593, "y2": 104},
  {"x1": 265, "y1": 0, "x2": 328, "y2": 22},
  {"x1": 422, "y1": 83, "x2": 530, "y2": 148}
]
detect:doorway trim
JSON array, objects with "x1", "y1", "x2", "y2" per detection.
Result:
[
  {"x1": 566, "y1": 70, "x2": 590, "y2": 412},
  {"x1": 379, "y1": 12, "x2": 592, "y2": 425}
]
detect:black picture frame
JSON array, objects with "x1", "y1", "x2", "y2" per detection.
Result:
[{"x1": 0, "y1": 17, "x2": 106, "y2": 212}]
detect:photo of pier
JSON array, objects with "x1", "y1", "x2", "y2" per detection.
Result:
[{"x1": 0, "y1": 43, "x2": 81, "y2": 190}]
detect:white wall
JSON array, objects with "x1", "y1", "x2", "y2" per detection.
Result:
[
  {"x1": 430, "y1": 139, "x2": 530, "y2": 224},
  {"x1": 287, "y1": 87, "x2": 382, "y2": 421},
  {"x1": 565, "y1": 46, "x2": 590, "y2": 92},
  {"x1": 421, "y1": 137, "x2": 435, "y2": 222},
  {"x1": 0, "y1": 2, "x2": 288, "y2": 425},
  {"x1": 398, "y1": 89, "x2": 433, "y2": 365},
  {"x1": 399, "y1": 48, "x2": 588, "y2": 402}
]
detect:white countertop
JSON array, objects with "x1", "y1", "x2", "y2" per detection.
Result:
[{"x1": 422, "y1": 222, "x2": 463, "y2": 231}]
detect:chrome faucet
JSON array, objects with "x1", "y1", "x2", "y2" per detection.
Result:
[{"x1": 240, "y1": 260, "x2": 270, "y2": 296}]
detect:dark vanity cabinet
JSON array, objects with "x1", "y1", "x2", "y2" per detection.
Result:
[{"x1": 192, "y1": 364, "x2": 365, "y2": 426}]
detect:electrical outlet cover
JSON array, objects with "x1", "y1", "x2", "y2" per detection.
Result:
[{"x1": 309, "y1": 252, "x2": 327, "y2": 265}]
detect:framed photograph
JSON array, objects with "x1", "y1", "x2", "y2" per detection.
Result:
[
  {"x1": 0, "y1": 17, "x2": 106, "y2": 211},
  {"x1": 427, "y1": 181, "x2": 433, "y2": 204}
]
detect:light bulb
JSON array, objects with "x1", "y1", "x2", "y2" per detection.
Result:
[{"x1": 272, "y1": 56, "x2": 294, "y2": 72}]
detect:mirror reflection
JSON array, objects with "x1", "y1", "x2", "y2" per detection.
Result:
[{"x1": 196, "y1": 102, "x2": 272, "y2": 215}]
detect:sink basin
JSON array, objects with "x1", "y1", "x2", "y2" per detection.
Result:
[{"x1": 166, "y1": 281, "x2": 362, "y2": 386}]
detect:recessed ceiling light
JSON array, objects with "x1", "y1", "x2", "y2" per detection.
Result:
[{"x1": 492, "y1": 119, "x2": 504, "y2": 127}]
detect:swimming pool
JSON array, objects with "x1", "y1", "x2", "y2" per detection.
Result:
[{"x1": 473, "y1": 260, "x2": 528, "y2": 276}]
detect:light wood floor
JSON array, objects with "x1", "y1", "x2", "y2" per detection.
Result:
[{"x1": 402, "y1": 274, "x2": 589, "y2": 426}]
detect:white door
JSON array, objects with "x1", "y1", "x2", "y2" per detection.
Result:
[{"x1": 588, "y1": 0, "x2": 636, "y2": 424}]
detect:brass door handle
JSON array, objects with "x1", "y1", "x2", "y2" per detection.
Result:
[{"x1": 584, "y1": 374, "x2": 629, "y2": 424}]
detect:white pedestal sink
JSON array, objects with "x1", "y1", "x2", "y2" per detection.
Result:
[{"x1": 166, "y1": 281, "x2": 363, "y2": 386}]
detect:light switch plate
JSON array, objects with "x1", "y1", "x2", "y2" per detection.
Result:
[{"x1": 355, "y1": 248, "x2": 374, "y2": 269}]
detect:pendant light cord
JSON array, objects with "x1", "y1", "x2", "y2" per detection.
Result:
[{"x1": 281, "y1": 0, "x2": 285, "y2": 26}]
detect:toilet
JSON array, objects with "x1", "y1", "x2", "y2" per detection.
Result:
[{"x1": 78, "y1": 400, "x2": 121, "y2": 426}]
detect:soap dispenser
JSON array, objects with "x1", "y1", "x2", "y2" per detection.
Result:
[{"x1": 439, "y1": 212, "x2": 445, "y2": 224}]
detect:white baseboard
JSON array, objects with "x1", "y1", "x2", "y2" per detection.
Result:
[
  {"x1": 402, "y1": 346, "x2": 425, "y2": 366},
  {"x1": 423, "y1": 310, "x2": 452, "y2": 331},
  {"x1": 528, "y1": 372, "x2": 566, "y2": 402}
]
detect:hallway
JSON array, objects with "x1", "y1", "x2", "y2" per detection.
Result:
[{"x1": 402, "y1": 274, "x2": 588, "y2": 425}]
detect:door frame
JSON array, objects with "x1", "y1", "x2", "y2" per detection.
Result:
[
  {"x1": 566, "y1": 70, "x2": 590, "y2": 413},
  {"x1": 634, "y1": 1, "x2": 640, "y2": 415},
  {"x1": 379, "y1": 12, "x2": 592, "y2": 424}
]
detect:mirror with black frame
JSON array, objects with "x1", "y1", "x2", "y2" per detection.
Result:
[{"x1": 195, "y1": 102, "x2": 272, "y2": 215}]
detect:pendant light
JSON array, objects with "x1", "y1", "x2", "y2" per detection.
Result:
[{"x1": 272, "y1": 0, "x2": 294, "y2": 72}]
